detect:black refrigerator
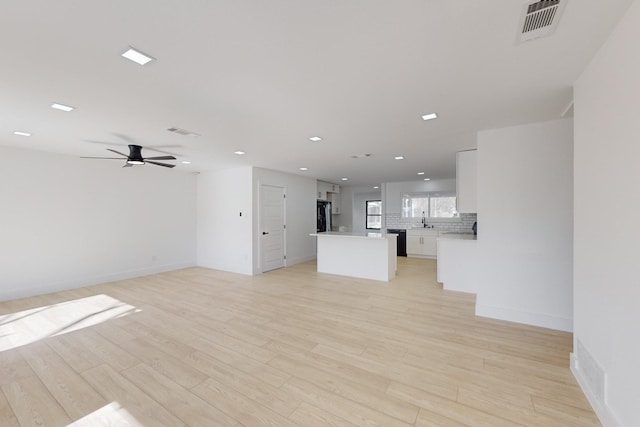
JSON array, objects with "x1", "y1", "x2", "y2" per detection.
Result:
[{"x1": 317, "y1": 200, "x2": 332, "y2": 232}]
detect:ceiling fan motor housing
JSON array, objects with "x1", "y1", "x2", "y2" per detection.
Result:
[{"x1": 128, "y1": 145, "x2": 145, "y2": 164}]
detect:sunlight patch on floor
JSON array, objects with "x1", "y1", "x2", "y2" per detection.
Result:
[
  {"x1": 67, "y1": 401, "x2": 144, "y2": 426},
  {"x1": 0, "y1": 294, "x2": 139, "y2": 352}
]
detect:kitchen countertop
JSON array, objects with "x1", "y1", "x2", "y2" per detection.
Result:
[
  {"x1": 438, "y1": 232, "x2": 477, "y2": 241},
  {"x1": 310, "y1": 231, "x2": 397, "y2": 239}
]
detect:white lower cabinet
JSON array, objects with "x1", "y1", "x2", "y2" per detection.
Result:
[
  {"x1": 407, "y1": 234, "x2": 422, "y2": 255},
  {"x1": 406, "y1": 229, "x2": 439, "y2": 258}
]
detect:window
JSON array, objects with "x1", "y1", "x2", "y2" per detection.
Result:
[
  {"x1": 429, "y1": 194, "x2": 457, "y2": 218},
  {"x1": 402, "y1": 195, "x2": 429, "y2": 218},
  {"x1": 366, "y1": 200, "x2": 382, "y2": 229},
  {"x1": 402, "y1": 192, "x2": 458, "y2": 219}
]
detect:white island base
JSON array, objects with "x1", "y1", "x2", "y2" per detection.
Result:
[{"x1": 312, "y1": 232, "x2": 397, "y2": 282}]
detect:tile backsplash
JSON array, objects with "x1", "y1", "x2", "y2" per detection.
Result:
[{"x1": 385, "y1": 213, "x2": 477, "y2": 233}]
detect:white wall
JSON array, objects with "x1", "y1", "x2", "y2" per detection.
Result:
[
  {"x1": 335, "y1": 186, "x2": 383, "y2": 232},
  {"x1": 0, "y1": 146, "x2": 197, "y2": 301},
  {"x1": 476, "y1": 119, "x2": 573, "y2": 332},
  {"x1": 197, "y1": 166, "x2": 253, "y2": 275},
  {"x1": 352, "y1": 191, "x2": 382, "y2": 234},
  {"x1": 198, "y1": 166, "x2": 315, "y2": 276},
  {"x1": 252, "y1": 168, "x2": 317, "y2": 273},
  {"x1": 573, "y1": 2, "x2": 640, "y2": 425}
]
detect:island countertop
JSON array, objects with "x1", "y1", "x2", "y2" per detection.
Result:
[
  {"x1": 437, "y1": 232, "x2": 477, "y2": 241},
  {"x1": 310, "y1": 231, "x2": 398, "y2": 239}
]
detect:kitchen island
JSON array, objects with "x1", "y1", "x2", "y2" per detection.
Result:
[{"x1": 311, "y1": 232, "x2": 397, "y2": 281}]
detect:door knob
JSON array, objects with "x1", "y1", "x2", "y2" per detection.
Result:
[{"x1": 262, "y1": 232, "x2": 269, "y2": 235}]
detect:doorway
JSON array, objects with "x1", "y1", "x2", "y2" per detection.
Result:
[{"x1": 260, "y1": 185, "x2": 285, "y2": 272}]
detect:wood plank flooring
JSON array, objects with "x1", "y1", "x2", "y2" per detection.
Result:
[{"x1": 0, "y1": 258, "x2": 600, "y2": 426}]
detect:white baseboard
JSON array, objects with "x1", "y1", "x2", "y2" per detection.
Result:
[
  {"x1": 0, "y1": 261, "x2": 196, "y2": 302},
  {"x1": 407, "y1": 254, "x2": 436, "y2": 259},
  {"x1": 475, "y1": 303, "x2": 573, "y2": 332},
  {"x1": 571, "y1": 353, "x2": 621, "y2": 427},
  {"x1": 251, "y1": 254, "x2": 316, "y2": 275},
  {"x1": 286, "y1": 254, "x2": 316, "y2": 266},
  {"x1": 198, "y1": 260, "x2": 254, "y2": 276}
]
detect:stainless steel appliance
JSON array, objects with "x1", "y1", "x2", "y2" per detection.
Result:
[{"x1": 317, "y1": 200, "x2": 332, "y2": 232}]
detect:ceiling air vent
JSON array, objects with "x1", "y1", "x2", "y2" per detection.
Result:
[
  {"x1": 167, "y1": 127, "x2": 200, "y2": 137},
  {"x1": 517, "y1": 0, "x2": 567, "y2": 44}
]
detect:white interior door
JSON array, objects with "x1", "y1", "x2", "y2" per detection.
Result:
[{"x1": 260, "y1": 185, "x2": 285, "y2": 272}]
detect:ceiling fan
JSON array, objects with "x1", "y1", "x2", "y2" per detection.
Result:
[{"x1": 81, "y1": 144, "x2": 176, "y2": 168}]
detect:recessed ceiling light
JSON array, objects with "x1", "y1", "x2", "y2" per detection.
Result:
[
  {"x1": 373, "y1": 186, "x2": 379, "y2": 189},
  {"x1": 121, "y1": 47, "x2": 155, "y2": 65},
  {"x1": 421, "y1": 113, "x2": 438, "y2": 121},
  {"x1": 417, "y1": 172, "x2": 425, "y2": 175},
  {"x1": 234, "y1": 151, "x2": 246, "y2": 155},
  {"x1": 341, "y1": 177, "x2": 348, "y2": 181},
  {"x1": 51, "y1": 103, "x2": 74, "y2": 112},
  {"x1": 394, "y1": 156, "x2": 404, "y2": 160},
  {"x1": 424, "y1": 178, "x2": 431, "y2": 181},
  {"x1": 13, "y1": 131, "x2": 31, "y2": 137},
  {"x1": 299, "y1": 167, "x2": 308, "y2": 171},
  {"x1": 309, "y1": 136, "x2": 322, "y2": 142},
  {"x1": 181, "y1": 161, "x2": 191, "y2": 164}
]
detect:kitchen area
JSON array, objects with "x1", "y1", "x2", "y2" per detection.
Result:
[
  {"x1": 313, "y1": 150, "x2": 478, "y2": 291},
  {"x1": 314, "y1": 180, "x2": 397, "y2": 282},
  {"x1": 309, "y1": 117, "x2": 573, "y2": 335}
]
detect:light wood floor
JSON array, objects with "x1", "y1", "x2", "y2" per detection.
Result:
[{"x1": 0, "y1": 258, "x2": 599, "y2": 426}]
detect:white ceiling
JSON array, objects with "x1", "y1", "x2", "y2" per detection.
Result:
[{"x1": 0, "y1": 1, "x2": 633, "y2": 186}]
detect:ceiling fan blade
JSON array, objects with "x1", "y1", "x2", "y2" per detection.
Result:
[
  {"x1": 144, "y1": 155, "x2": 176, "y2": 160},
  {"x1": 80, "y1": 156, "x2": 125, "y2": 159},
  {"x1": 84, "y1": 140, "x2": 124, "y2": 146},
  {"x1": 112, "y1": 133, "x2": 136, "y2": 144},
  {"x1": 112, "y1": 134, "x2": 182, "y2": 152},
  {"x1": 146, "y1": 160, "x2": 176, "y2": 168},
  {"x1": 147, "y1": 144, "x2": 182, "y2": 149},
  {"x1": 106, "y1": 148, "x2": 129, "y2": 158},
  {"x1": 143, "y1": 146, "x2": 181, "y2": 156}
]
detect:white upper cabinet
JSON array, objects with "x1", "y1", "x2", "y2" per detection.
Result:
[
  {"x1": 456, "y1": 150, "x2": 477, "y2": 213},
  {"x1": 332, "y1": 197, "x2": 341, "y2": 214},
  {"x1": 328, "y1": 193, "x2": 341, "y2": 214},
  {"x1": 317, "y1": 181, "x2": 329, "y2": 200},
  {"x1": 317, "y1": 181, "x2": 340, "y2": 201}
]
